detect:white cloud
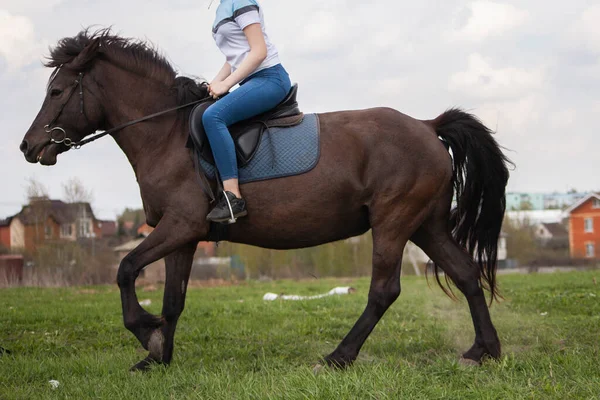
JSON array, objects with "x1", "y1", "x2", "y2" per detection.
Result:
[
  {"x1": 568, "y1": 4, "x2": 600, "y2": 53},
  {"x1": 283, "y1": 9, "x2": 345, "y2": 55},
  {"x1": 0, "y1": 0, "x2": 66, "y2": 14},
  {"x1": 0, "y1": 10, "x2": 45, "y2": 71},
  {"x1": 452, "y1": 1, "x2": 529, "y2": 42},
  {"x1": 449, "y1": 53, "x2": 544, "y2": 100}
]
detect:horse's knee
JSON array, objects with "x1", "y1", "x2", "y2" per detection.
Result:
[{"x1": 117, "y1": 257, "x2": 137, "y2": 288}]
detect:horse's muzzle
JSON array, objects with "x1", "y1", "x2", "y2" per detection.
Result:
[{"x1": 19, "y1": 140, "x2": 29, "y2": 154}]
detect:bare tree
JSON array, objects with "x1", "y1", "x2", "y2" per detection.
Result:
[
  {"x1": 25, "y1": 177, "x2": 49, "y2": 202},
  {"x1": 24, "y1": 177, "x2": 51, "y2": 247},
  {"x1": 62, "y1": 177, "x2": 94, "y2": 204}
]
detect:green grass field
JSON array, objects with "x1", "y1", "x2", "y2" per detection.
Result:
[{"x1": 1, "y1": 271, "x2": 599, "y2": 399}]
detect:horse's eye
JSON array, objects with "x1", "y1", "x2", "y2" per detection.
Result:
[{"x1": 50, "y1": 88, "x2": 63, "y2": 98}]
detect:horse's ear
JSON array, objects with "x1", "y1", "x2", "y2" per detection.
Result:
[{"x1": 68, "y1": 38, "x2": 101, "y2": 71}]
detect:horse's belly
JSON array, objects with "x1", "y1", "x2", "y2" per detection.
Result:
[{"x1": 227, "y1": 205, "x2": 370, "y2": 250}]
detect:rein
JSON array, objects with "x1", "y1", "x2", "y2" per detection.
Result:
[{"x1": 45, "y1": 73, "x2": 212, "y2": 149}]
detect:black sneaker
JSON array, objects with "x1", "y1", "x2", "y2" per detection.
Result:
[{"x1": 206, "y1": 191, "x2": 248, "y2": 224}]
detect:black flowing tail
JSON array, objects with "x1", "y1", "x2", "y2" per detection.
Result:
[{"x1": 433, "y1": 108, "x2": 512, "y2": 302}]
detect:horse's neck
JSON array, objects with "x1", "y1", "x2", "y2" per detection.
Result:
[{"x1": 100, "y1": 67, "x2": 181, "y2": 170}]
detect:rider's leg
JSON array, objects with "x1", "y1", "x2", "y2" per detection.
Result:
[{"x1": 202, "y1": 64, "x2": 291, "y2": 222}]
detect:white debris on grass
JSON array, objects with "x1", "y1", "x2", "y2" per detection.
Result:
[
  {"x1": 263, "y1": 287, "x2": 356, "y2": 301},
  {"x1": 263, "y1": 293, "x2": 279, "y2": 301},
  {"x1": 540, "y1": 312, "x2": 548, "y2": 316},
  {"x1": 49, "y1": 380, "x2": 60, "y2": 389},
  {"x1": 140, "y1": 299, "x2": 152, "y2": 306}
]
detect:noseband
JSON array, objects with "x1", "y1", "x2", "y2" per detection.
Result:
[{"x1": 44, "y1": 71, "x2": 211, "y2": 150}]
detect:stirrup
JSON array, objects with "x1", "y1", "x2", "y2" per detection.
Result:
[{"x1": 222, "y1": 191, "x2": 237, "y2": 224}]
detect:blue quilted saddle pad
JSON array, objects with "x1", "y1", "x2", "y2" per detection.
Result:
[{"x1": 199, "y1": 113, "x2": 321, "y2": 184}]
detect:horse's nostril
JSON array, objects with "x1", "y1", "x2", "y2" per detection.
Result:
[{"x1": 19, "y1": 140, "x2": 29, "y2": 153}]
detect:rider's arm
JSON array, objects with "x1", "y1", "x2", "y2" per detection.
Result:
[
  {"x1": 222, "y1": 23, "x2": 267, "y2": 88},
  {"x1": 211, "y1": 62, "x2": 232, "y2": 84}
]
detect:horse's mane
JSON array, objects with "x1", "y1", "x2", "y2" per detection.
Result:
[{"x1": 45, "y1": 28, "x2": 208, "y2": 110}]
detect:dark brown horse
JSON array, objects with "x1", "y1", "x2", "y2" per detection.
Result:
[{"x1": 19, "y1": 30, "x2": 511, "y2": 371}]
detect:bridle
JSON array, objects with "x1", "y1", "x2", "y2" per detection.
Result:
[
  {"x1": 44, "y1": 72, "x2": 86, "y2": 149},
  {"x1": 44, "y1": 71, "x2": 212, "y2": 150}
]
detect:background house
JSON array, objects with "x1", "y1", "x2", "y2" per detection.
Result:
[
  {"x1": 1, "y1": 198, "x2": 115, "y2": 252},
  {"x1": 505, "y1": 209, "x2": 566, "y2": 226},
  {"x1": 0, "y1": 217, "x2": 25, "y2": 250},
  {"x1": 506, "y1": 192, "x2": 545, "y2": 210},
  {"x1": 0, "y1": 219, "x2": 12, "y2": 250},
  {"x1": 565, "y1": 193, "x2": 600, "y2": 259},
  {"x1": 534, "y1": 222, "x2": 569, "y2": 250},
  {"x1": 98, "y1": 220, "x2": 118, "y2": 237},
  {"x1": 506, "y1": 192, "x2": 590, "y2": 211}
]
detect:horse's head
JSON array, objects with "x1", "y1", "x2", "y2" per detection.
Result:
[{"x1": 20, "y1": 37, "x2": 105, "y2": 165}]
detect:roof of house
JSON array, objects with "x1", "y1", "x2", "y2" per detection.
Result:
[
  {"x1": 540, "y1": 222, "x2": 568, "y2": 237},
  {"x1": 0, "y1": 217, "x2": 12, "y2": 227},
  {"x1": 16, "y1": 200, "x2": 97, "y2": 225},
  {"x1": 564, "y1": 193, "x2": 600, "y2": 215}
]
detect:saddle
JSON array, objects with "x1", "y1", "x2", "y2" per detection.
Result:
[{"x1": 188, "y1": 84, "x2": 303, "y2": 167}]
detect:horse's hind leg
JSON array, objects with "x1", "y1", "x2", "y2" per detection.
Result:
[
  {"x1": 324, "y1": 228, "x2": 407, "y2": 368},
  {"x1": 131, "y1": 241, "x2": 196, "y2": 371},
  {"x1": 412, "y1": 218, "x2": 501, "y2": 364},
  {"x1": 322, "y1": 189, "x2": 438, "y2": 369}
]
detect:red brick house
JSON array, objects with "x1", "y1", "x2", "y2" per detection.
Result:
[
  {"x1": 0, "y1": 217, "x2": 25, "y2": 250},
  {"x1": 1, "y1": 198, "x2": 112, "y2": 253},
  {"x1": 99, "y1": 220, "x2": 118, "y2": 237},
  {"x1": 565, "y1": 193, "x2": 600, "y2": 259},
  {"x1": 0, "y1": 219, "x2": 11, "y2": 249}
]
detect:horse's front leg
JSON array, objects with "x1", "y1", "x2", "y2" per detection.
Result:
[
  {"x1": 115, "y1": 215, "x2": 203, "y2": 370},
  {"x1": 131, "y1": 241, "x2": 197, "y2": 371}
]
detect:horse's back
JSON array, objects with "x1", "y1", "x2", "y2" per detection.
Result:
[{"x1": 317, "y1": 107, "x2": 452, "y2": 181}]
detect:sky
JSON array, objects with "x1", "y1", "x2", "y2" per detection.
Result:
[{"x1": 1, "y1": 0, "x2": 599, "y2": 220}]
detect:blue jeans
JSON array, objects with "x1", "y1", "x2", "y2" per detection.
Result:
[{"x1": 202, "y1": 64, "x2": 292, "y2": 180}]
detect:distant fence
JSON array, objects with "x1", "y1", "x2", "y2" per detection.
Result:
[{"x1": 0, "y1": 255, "x2": 24, "y2": 284}]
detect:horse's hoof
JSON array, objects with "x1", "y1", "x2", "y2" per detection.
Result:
[
  {"x1": 323, "y1": 354, "x2": 355, "y2": 369},
  {"x1": 312, "y1": 364, "x2": 325, "y2": 375},
  {"x1": 458, "y1": 357, "x2": 481, "y2": 367},
  {"x1": 130, "y1": 356, "x2": 159, "y2": 373}
]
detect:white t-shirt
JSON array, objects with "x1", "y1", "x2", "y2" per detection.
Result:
[{"x1": 212, "y1": 0, "x2": 280, "y2": 73}]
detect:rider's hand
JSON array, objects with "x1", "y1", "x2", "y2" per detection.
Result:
[{"x1": 208, "y1": 81, "x2": 231, "y2": 99}]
